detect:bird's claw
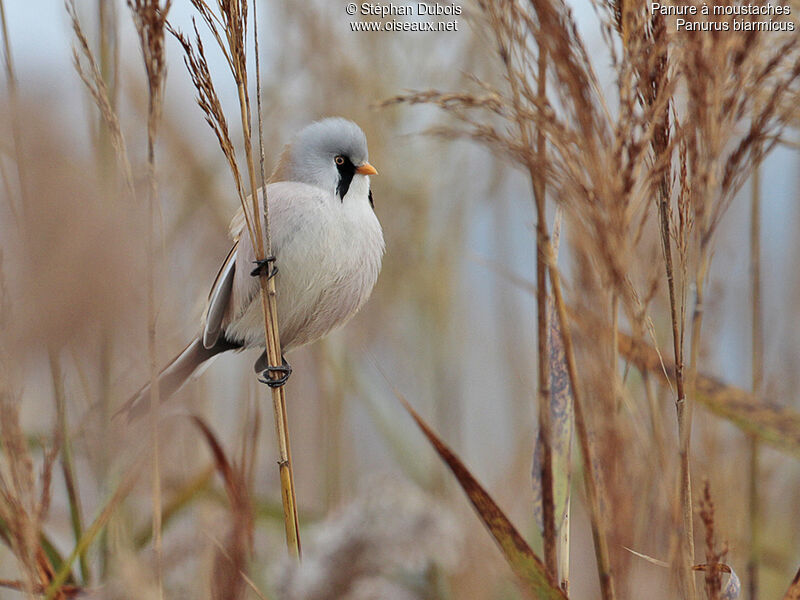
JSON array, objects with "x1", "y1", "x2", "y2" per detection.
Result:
[
  {"x1": 251, "y1": 256, "x2": 279, "y2": 279},
  {"x1": 258, "y1": 359, "x2": 292, "y2": 388}
]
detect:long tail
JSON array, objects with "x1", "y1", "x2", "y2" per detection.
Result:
[{"x1": 115, "y1": 337, "x2": 237, "y2": 421}]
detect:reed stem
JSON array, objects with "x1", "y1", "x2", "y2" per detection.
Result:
[
  {"x1": 546, "y1": 249, "x2": 617, "y2": 600},
  {"x1": 748, "y1": 163, "x2": 762, "y2": 600},
  {"x1": 532, "y1": 46, "x2": 558, "y2": 583},
  {"x1": 232, "y1": 0, "x2": 300, "y2": 557}
]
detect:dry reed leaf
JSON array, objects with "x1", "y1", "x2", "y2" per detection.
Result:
[
  {"x1": 622, "y1": 546, "x2": 669, "y2": 568},
  {"x1": 692, "y1": 564, "x2": 740, "y2": 600},
  {"x1": 624, "y1": 549, "x2": 741, "y2": 599},
  {"x1": 617, "y1": 332, "x2": 800, "y2": 456},
  {"x1": 783, "y1": 566, "x2": 800, "y2": 600},
  {"x1": 189, "y1": 415, "x2": 253, "y2": 600},
  {"x1": 393, "y1": 390, "x2": 566, "y2": 600},
  {"x1": 532, "y1": 301, "x2": 573, "y2": 533},
  {"x1": 0, "y1": 580, "x2": 82, "y2": 597},
  {"x1": 532, "y1": 214, "x2": 572, "y2": 539}
]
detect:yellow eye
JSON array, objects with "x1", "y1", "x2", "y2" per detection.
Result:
[{"x1": 335, "y1": 155, "x2": 345, "y2": 166}]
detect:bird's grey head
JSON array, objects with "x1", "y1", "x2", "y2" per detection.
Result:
[{"x1": 282, "y1": 118, "x2": 376, "y2": 200}]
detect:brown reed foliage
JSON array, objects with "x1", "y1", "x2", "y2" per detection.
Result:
[
  {"x1": 384, "y1": 0, "x2": 800, "y2": 597},
  {"x1": 3, "y1": 0, "x2": 800, "y2": 598}
]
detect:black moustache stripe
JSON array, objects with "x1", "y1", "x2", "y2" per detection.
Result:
[{"x1": 336, "y1": 157, "x2": 356, "y2": 201}]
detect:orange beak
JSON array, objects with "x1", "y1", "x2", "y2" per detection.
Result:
[{"x1": 355, "y1": 162, "x2": 378, "y2": 176}]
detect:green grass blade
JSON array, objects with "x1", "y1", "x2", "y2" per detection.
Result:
[
  {"x1": 49, "y1": 351, "x2": 90, "y2": 584},
  {"x1": 45, "y1": 466, "x2": 140, "y2": 600}
]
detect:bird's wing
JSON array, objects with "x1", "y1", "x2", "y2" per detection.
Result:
[
  {"x1": 202, "y1": 240, "x2": 238, "y2": 349},
  {"x1": 207, "y1": 182, "x2": 329, "y2": 349}
]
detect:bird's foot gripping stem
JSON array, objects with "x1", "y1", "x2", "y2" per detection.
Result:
[
  {"x1": 258, "y1": 356, "x2": 292, "y2": 388},
  {"x1": 250, "y1": 255, "x2": 279, "y2": 279}
]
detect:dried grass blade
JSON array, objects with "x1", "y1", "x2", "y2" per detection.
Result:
[
  {"x1": 617, "y1": 333, "x2": 800, "y2": 456},
  {"x1": 783, "y1": 566, "x2": 800, "y2": 600},
  {"x1": 0, "y1": 580, "x2": 82, "y2": 597},
  {"x1": 189, "y1": 416, "x2": 247, "y2": 509},
  {"x1": 623, "y1": 546, "x2": 670, "y2": 568},
  {"x1": 393, "y1": 390, "x2": 566, "y2": 599},
  {"x1": 531, "y1": 298, "x2": 573, "y2": 530},
  {"x1": 0, "y1": 520, "x2": 69, "y2": 585},
  {"x1": 532, "y1": 212, "x2": 572, "y2": 592},
  {"x1": 190, "y1": 415, "x2": 253, "y2": 599},
  {"x1": 692, "y1": 563, "x2": 741, "y2": 600}
]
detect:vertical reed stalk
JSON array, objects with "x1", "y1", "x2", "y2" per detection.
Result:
[
  {"x1": 686, "y1": 233, "x2": 713, "y2": 598},
  {"x1": 146, "y1": 74, "x2": 164, "y2": 600},
  {"x1": 234, "y1": 0, "x2": 300, "y2": 557},
  {"x1": 243, "y1": 97, "x2": 302, "y2": 558},
  {"x1": 94, "y1": 0, "x2": 117, "y2": 453},
  {"x1": 127, "y1": 2, "x2": 171, "y2": 593},
  {"x1": 531, "y1": 46, "x2": 558, "y2": 583},
  {"x1": 651, "y1": 46, "x2": 696, "y2": 597},
  {"x1": 611, "y1": 293, "x2": 619, "y2": 412},
  {"x1": 658, "y1": 179, "x2": 696, "y2": 599},
  {"x1": 175, "y1": 0, "x2": 301, "y2": 557},
  {"x1": 498, "y1": 26, "x2": 612, "y2": 596},
  {"x1": 494, "y1": 31, "x2": 556, "y2": 582},
  {"x1": 748, "y1": 164, "x2": 762, "y2": 600},
  {"x1": 546, "y1": 249, "x2": 616, "y2": 600}
]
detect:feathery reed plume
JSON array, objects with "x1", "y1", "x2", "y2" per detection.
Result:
[
  {"x1": 275, "y1": 477, "x2": 460, "y2": 600},
  {"x1": 616, "y1": 1, "x2": 697, "y2": 593},
  {"x1": 385, "y1": 0, "x2": 800, "y2": 594},
  {"x1": 0, "y1": 392, "x2": 62, "y2": 597},
  {"x1": 668, "y1": 7, "x2": 799, "y2": 595},
  {"x1": 383, "y1": 0, "x2": 672, "y2": 593},
  {"x1": 67, "y1": 0, "x2": 135, "y2": 200},
  {"x1": 171, "y1": 0, "x2": 300, "y2": 557},
  {"x1": 0, "y1": 0, "x2": 29, "y2": 218}
]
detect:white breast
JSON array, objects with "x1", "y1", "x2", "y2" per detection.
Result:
[{"x1": 224, "y1": 178, "x2": 384, "y2": 352}]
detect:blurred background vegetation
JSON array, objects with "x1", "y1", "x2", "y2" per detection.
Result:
[{"x1": 0, "y1": 1, "x2": 799, "y2": 599}]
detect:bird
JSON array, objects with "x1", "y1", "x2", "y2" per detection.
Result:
[{"x1": 119, "y1": 118, "x2": 384, "y2": 418}]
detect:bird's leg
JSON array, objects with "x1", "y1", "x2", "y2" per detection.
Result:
[
  {"x1": 250, "y1": 255, "x2": 279, "y2": 279},
  {"x1": 251, "y1": 258, "x2": 286, "y2": 387},
  {"x1": 258, "y1": 355, "x2": 292, "y2": 388}
]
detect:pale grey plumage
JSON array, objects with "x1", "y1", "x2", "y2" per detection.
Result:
[
  {"x1": 279, "y1": 118, "x2": 370, "y2": 192},
  {"x1": 120, "y1": 118, "x2": 384, "y2": 418}
]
